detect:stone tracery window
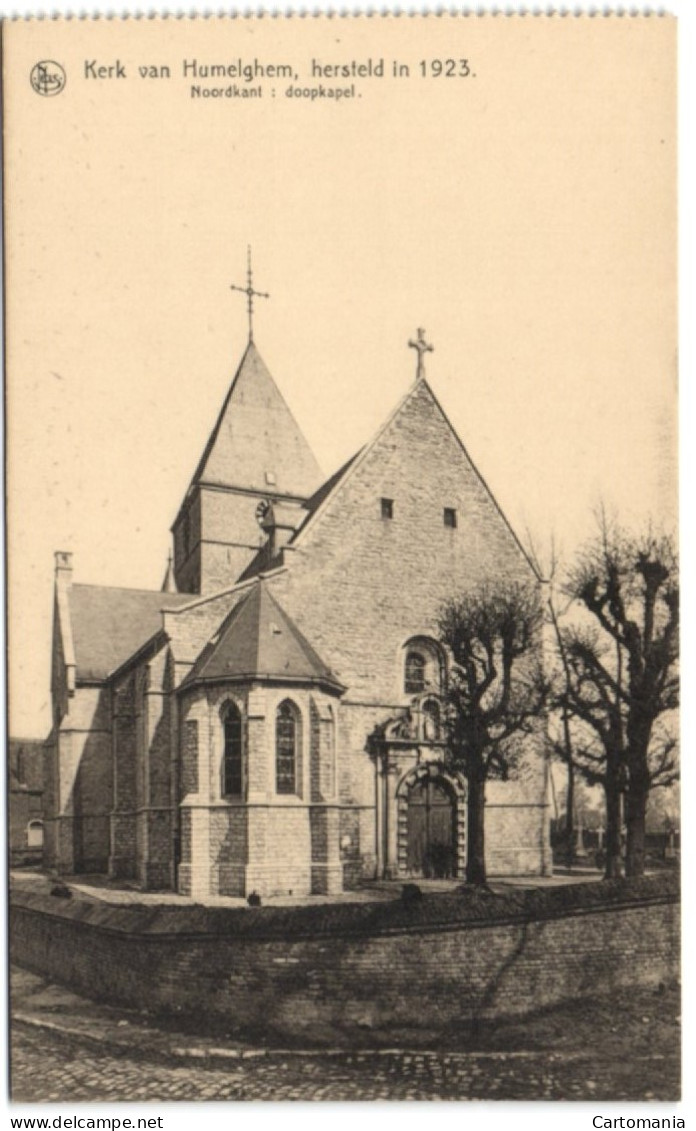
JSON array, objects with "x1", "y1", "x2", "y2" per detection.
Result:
[
  {"x1": 276, "y1": 700, "x2": 299, "y2": 795},
  {"x1": 222, "y1": 703, "x2": 243, "y2": 797}
]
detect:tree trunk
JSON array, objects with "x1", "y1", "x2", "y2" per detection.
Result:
[
  {"x1": 604, "y1": 778, "x2": 623, "y2": 879},
  {"x1": 466, "y1": 776, "x2": 487, "y2": 885},
  {"x1": 625, "y1": 782, "x2": 649, "y2": 877},
  {"x1": 565, "y1": 757, "x2": 575, "y2": 871},
  {"x1": 625, "y1": 720, "x2": 653, "y2": 878}
]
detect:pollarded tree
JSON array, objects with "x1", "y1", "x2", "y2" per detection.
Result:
[
  {"x1": 552, "y1": 621, "x2": 628, "y2": 878},
  {"x1": 438, "y1": 581, "x2": 547, "y2": 886},
  {"x1": 564, "y1": 521, "x2": 679, "y2": 877}
]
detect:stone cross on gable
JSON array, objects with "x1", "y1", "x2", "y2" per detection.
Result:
[
  {"x1": 230, "y1": 246, "x2": 270, "y2": 343},
  {"x1": 408, "y1": 328, "x2": 434, "y2": 380}
]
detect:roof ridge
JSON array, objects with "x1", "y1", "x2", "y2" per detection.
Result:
[
  {"x1": 160, "y1": 563, "x2": 290, "y2": 615},
  {"x1": 72, "y1": 582, "x2": 192, "y2": 600}
]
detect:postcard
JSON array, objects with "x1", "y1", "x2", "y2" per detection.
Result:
[{"x1": 4, "y1": 13, "x2": 679, "y2": 1104}]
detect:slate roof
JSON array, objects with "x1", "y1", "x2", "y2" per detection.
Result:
[
  {"x1": 69, "y1": 584, "x2": 192, "y2": 681},
  {"x1": 184, "y1": 341, "x2": 323, "y2": 501},
  {"x1": 181, "y1": 581, "x2": 343, "y2": 692}
]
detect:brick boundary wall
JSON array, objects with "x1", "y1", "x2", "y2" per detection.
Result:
[{"x1": 11, "y1": 881, "x2": 679, "y2": 1044}]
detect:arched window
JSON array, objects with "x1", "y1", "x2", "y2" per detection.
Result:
[
  {"x1": 222, "y1": 703, "x2": 243, "y2": 796},
  {"x1": 422, "y1": 698, "x2": 441, "y2": 741},
  {"x1": 403, "y1": 637, "x2": 446, "y2": 698},
  {"x1": 276, "y1": 700, "x2": 299, "y2": 795},
  {"x1": 27, "y1": 820, "x2": 44, "y2": 849},
  {"x1": 404, "y1": 651, "x2": 426, "y2": 695}
]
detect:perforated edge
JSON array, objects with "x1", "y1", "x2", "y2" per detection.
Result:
[{"x1": 0, "y1": 6, "x2": 675, "y2": 22}]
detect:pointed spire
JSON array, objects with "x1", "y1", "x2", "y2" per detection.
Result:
[
  {"x1": 187, "y1": 341, "x2": 323, "y2": 498},
  {"x1": 161, "y1": 551, "x2": 177, "y2": 594}
]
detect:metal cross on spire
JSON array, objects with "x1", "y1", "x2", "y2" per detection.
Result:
[
  {"x1": 230, "y1": 246, "x2": 270, "y2": 343},
  {"x1": 408, "y1": 328, "x2": 434, "y2": 380}
]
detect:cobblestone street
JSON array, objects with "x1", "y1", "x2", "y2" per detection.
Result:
[{"x1": 12, "y1": 1020, "x2": 679, "y2": 1103}]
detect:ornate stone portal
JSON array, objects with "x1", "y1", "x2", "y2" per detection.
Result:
[{"x1": 369, "y1": 700, "x2": 467, "y2": 880}]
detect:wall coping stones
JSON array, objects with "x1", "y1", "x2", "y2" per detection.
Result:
[{"x1": 11, "y1": 872, "x2": 679, "y2": 944}]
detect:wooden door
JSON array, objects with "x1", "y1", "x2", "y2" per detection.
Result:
[{"x1": 406, "y1": 779, "x2": 456, "y2": 878}]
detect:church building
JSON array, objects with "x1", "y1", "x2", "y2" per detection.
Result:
[{"x1": 45, "y1": 291, "x2": 551, "y2": 897}]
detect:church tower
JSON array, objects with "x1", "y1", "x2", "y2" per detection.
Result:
[{"x1": 172, "y1": 255, "x2": 323, "y2": 593}]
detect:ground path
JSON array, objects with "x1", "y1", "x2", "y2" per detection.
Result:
[
  {"x1": 11, "y1": 969, "x2": 679, "y2": 1102},
  {"x1": 11, "y1": 1022, "x2": 679, "y2": 1102}
]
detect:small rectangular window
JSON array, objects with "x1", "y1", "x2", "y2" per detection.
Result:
[
  {"x1": 381, "y1": 498, "x2": 394, "y2": 520},
  {"x1": 444, "y1": 507, "x2": 457, "y2": 529}
]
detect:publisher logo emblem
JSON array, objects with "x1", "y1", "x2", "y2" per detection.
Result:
[{"x1": 30, "y1": 61, "x2": 66, "y2": 97}]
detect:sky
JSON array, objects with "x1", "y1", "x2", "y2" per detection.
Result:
[{"x1": 4, "y1": 15, "x2": 677, "y2": 737}]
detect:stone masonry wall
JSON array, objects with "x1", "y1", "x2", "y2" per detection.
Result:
[
  {"x1": 11, "y1": 885, "x2": 679, "y2": 1044},
  {"x1": 198, "y1": 488, "x2": 270, "y2": 593},
  {"x1": 263, "y1": 381, "x2": 548, "y2": 878},
  {"x1": 177, "y1": 683, "x2": 340, "y2": 897},
  {"x1": 269, "y1": 380, "x2": 537, "y2": 705},
  {"x1": 110, "y1": 673, "x2": 138, "y2": 879},
  {"x1": 44, "y1": 685, "x2": 112, "y2": 874}
]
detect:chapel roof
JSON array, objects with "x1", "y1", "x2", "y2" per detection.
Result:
[
  {"x1": 69, "y1": 584, "x2": 192, "y2": 681},
  {"x1": 180, "y1": 580, "x2": 344, "y2": 693},
  {"x1": 180, "y1": 341, "x2": 324, "y2": 508}
]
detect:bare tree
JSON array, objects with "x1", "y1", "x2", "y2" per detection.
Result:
[
  {"x1": 556, "y1": 622, "x2": 628, "y2": 878},
  {"x1": 524, "y1": 531, "x2": 581, "y2": 872},
  {"x1": 563, "y1": 517, "x2": 679, "y2": 877},
  {"x1": 438, "y1": 581, "x2": 547, "y2": 886}
]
